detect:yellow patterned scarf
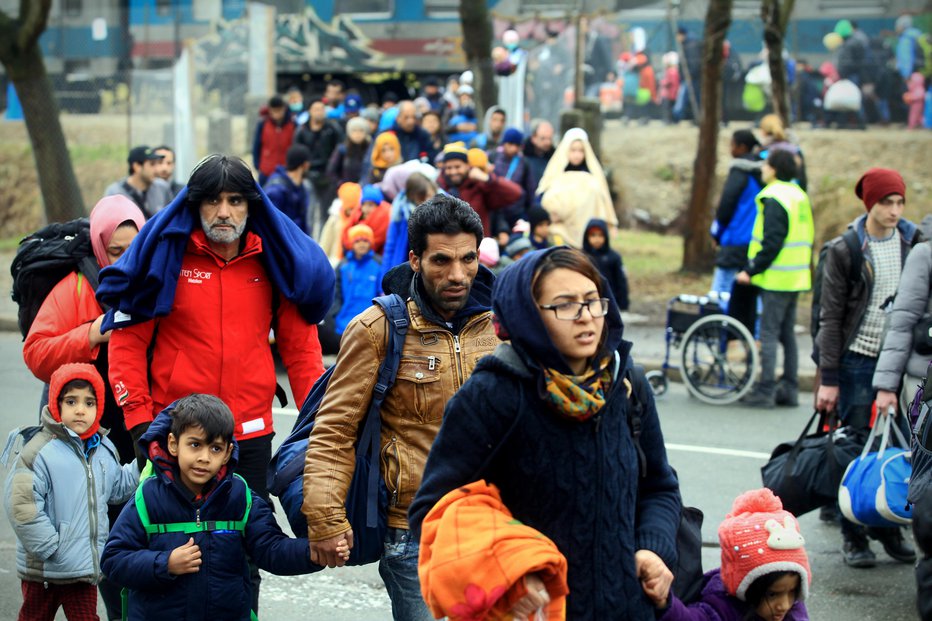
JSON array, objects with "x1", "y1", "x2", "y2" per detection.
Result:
[{"x1": 542, "y1": 358, "x2": 612, "y2": 421}]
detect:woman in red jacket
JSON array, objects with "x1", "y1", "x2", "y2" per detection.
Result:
[{"x1": 24, "y1": 195, "x2": 146, "y2": 461}]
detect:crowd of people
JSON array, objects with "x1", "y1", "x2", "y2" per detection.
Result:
[
  {"x1": 4, "y1": 16, "x2": 932, "y2": 621},
  {"x1": 586, "y1": 17, "x2": 932, "y2": 130}
]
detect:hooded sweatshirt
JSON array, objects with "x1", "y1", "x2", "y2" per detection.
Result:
[
  {"x1": 410, "y1": 247, "x2": 681, "y2": 619},
  {"x1": 101, "y1": 407, "x2": 319, "y2": 620},
  {"x1": 582, "y1": 219, "x2": 630, "y2": 311},
  {"x1": 4, "y1": 363, "x2": 139, "y2": 585}
]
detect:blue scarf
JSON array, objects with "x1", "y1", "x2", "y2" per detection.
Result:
[{"x1": 96, "y1": 185, "x2": 334, "y2": 331}]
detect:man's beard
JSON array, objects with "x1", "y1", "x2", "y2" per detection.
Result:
[{"x1": 202, "y1": 214, "x2": 247, "y2": 244}]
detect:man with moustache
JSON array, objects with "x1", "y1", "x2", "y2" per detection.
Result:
[
  {"x1": 98, "y1": 154, "x2": 333, "y2": 614},
  {"x1": 303, "y1": 194, "x2": 499, "y2": 620}
]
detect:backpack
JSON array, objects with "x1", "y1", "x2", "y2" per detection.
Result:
[
  {"x1": 267, "y1": 293, "x2": 408, "y2": 566},
  {"x1": 810, "y1": 228, "x2": 861, "y2": 359},
  {"x1": 624, "y1": 362, "x2": 704, "y2": 605},
  {"x1": 11, "y1": 218, "x2": 101, "y2": 339}
]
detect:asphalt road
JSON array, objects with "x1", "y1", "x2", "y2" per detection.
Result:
[{"x1": 0, "y1": 331, "x2": 918, "y2": 620}]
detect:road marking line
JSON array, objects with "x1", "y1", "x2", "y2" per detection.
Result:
[
  {"x1": 276, "y1": 409, "x2": 770, "y2": 460},
  {"x1": 666, "y1": 443, "x2": 769, "y2": 460}
]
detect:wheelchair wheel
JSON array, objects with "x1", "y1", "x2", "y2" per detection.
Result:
[
  {"x1": 645, "y1": 370, "x2": 668, "y2": 398},
  {"x1": 679, "y1": 314, "x2": 758, "y2": 405}
]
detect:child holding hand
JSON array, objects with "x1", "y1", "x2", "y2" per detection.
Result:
[
  {"x1": 102, "y1": 394, "x2": 340, "y2": 620},
  {"x1": 649, "y1": 488, "x2": 811, "y2": 621}
]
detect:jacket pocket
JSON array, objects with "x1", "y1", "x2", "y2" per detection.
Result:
[
  {"x1": 49, "y1": 520, "x2": 84, "y2": 574},
  {"x1": 380, "y1": 436, "x2": 401, "y2": 507},
  {"x1": 395, "y1": 356, "x2": 443, "y2": 423}
]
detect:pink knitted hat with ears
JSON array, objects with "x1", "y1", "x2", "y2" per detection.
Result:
[{"x1": 718, "y1": 488, "x2": 811, "y2": 602}]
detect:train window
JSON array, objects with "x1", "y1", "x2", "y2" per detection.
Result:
[
  {"x1": 333, "y1": 0, "x2": 393, "y2": 16},
  {"x1": 156, "y1": 0, "x2": 172, "y2": 16},
  {"x1": 63, "y1": 0, "x2": 82, "y2": 17},
  {"x1": 425, "y1": 0, "x2": 459, "y2": 18}
]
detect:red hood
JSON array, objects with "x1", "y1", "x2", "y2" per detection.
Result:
[{"x1": 49, "y1": 363, "x2": 106, "y2": 439}]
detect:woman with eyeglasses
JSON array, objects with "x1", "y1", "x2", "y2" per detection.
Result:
[{"x1": 410, "y1": 246, "x2": 682, "y2": 620}]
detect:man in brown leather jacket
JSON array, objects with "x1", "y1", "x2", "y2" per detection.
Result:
[{"x1": 302, "y1": 194, "x2": 498, "y2": 620}]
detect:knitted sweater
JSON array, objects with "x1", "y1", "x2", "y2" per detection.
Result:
[{"x1": 410, "y1": 247, "x2": 680, "y2": 619}]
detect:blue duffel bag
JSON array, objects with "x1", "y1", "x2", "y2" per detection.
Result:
[{"x1": 838, "y1": 409, "x2": 912, "y2": 527}]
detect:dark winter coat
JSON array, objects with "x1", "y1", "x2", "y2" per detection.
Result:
[
  {"x1": 583, "y1": 219, "x2": 630, "y2": 311},
  {"x1": 816, "y1": 215, "x2": 922, "y2": 385},
  {"x1": 391, "y1": 122, "x2": 437, "y2": 163},
  {"x1": 711, "y1": 155, "x2": 763, "y2": 270},
  {"x1": 659, "y1": 569, "x2": 809, "y2": 621},
  {"x1": 522, "y1": 141, "x2": 555, "y2": 189},
  {"x1": 293, "y1": 120, "x2": 344, "y2": 175},
  {"x1": 326, "y1": 141, "x2": 369, "y2": 187},
  {"x1": 409, "y1": 247, "x2": 680, "y2": 620},
  {"x1": 263, "y1": 166, "x2": 310, "y2": 235},
  {"x1": 101, "y1": 409, "x2": 319, "y2": 620}
]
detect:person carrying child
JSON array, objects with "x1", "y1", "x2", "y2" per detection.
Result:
[
  {"x1": 101, "y1": 394, "x2": 330, "y2": 620},
  {"x1": 4, "y1": 363, "x2": 140, "y2": 621},
  {"x1": 652, "y1": 488, "x2": 811, "y2": 621}
]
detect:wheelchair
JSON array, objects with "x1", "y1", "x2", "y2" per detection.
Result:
[{"x1": 645, "y1": 294, "x2": 759, "y2": 405}]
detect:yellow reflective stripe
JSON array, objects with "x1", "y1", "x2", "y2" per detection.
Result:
[
  {"x1": 76, "y1": 273, "x2": 84, "y2": 296},
  {"x1": 783, "y1": 241, "x2": 813, "y2": 249},
  {"x1": 767, "y1": 264, "x2": 811, "y2": 271}
]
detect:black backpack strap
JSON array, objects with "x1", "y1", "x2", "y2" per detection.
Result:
[
  {"x1": 77, "y1": 255, "x2": 103, "y2": 308},
  {"x1": 357, "y1": 294, "x2": 408, "y2": 529},
  {"x1": 840, "y1": 228, "x2": 862, "y2": 287},
  {"x1": 624, "y1": 362, "x2": 649, "y2": 479}
]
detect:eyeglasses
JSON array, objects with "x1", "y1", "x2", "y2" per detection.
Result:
[{"x1": 538, "y1": 298, "x2": 610, "y2": 321}]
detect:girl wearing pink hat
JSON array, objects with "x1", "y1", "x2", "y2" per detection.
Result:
[{"x1": 654, "y1": 488, "x2": 811, "y2": 621}]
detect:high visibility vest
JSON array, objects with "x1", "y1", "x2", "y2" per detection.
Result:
[{"x1": 748, "y1": 180, "x2": 814, "y2": 292}]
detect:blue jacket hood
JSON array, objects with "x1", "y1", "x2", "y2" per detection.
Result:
[
  {"x1": 492, "y1": 246, "x2": 624, "y2": 375},
  {"x1": 852, "y1": 213, "x2": 920, "y2": 244},
  {"x1": 140, "y1": 404, "x2": 240, "y2": 488},
  {"x1": 96, "y1": 183, "x2": 335, "y2": 331}
]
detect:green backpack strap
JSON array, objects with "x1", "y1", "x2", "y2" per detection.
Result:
[{"x1": 135, "y1": 472, "x2": 253, "y2": 537}]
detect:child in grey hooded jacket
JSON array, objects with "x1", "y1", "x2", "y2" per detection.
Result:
[{"x1": 3, "y1": 362, "x2": 138, "y2": 618}]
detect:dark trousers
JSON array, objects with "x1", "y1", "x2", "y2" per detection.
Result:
[
  {"x1": 235, "y1": 434, "x2": 273, "y2": 615},
  {"x1": 837, "y1": 351, "x2": 905, "y2": 542}
]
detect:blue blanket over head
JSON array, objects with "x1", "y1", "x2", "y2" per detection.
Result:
[{"x1": 96, "y1": 184, "x2": 335, "y2": 331}]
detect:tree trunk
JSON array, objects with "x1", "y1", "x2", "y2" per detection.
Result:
[
  {"x1": 682, "y1": 0, "x2": 732, "y2": 273},
  {"x1": 0, "y1": 2, "x2": 85, "y2": 223},
  {"x1": 458, "y1": 0, "x2": 497, "y2": 115},
  {"x1": 761, "y1": 0, "x2": 795, "y2": 128}
]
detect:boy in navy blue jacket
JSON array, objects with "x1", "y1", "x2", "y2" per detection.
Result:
[{"x1": 102, "y1": 394, "x2": 336, "y2": 620}]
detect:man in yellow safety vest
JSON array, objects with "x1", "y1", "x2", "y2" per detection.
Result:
[{"x1": 735, "y1": 149, "x2": 814, "y2": 408}]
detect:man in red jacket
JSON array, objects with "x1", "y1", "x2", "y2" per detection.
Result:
[
  {"x1": 438, "y1": 143, "x2": 523, "y2": 236},
  {"x1": 106, "y1": 155, "x2": 326, "y2": 611}
]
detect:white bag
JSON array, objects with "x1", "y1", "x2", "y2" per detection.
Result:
[{"x1": 824, "y1": 79, "x2": 862, "y2": 112}]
